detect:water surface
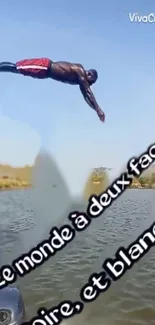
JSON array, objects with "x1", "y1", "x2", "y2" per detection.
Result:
[{"x1": 0, "y1": 189, "x2": 154, "y2": 325}]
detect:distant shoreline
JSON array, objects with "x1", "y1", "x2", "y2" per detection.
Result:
[
  {"x1": 0, "y1": 163, "x2": 32, "y2": 191},
  {"x1": 0, "y1": 185, "x2": 154, "y2": 192},
  {"x1": 0, "y1": 163, "x2": 154, "y2": 193},
  {"x1": 130, "y1": 182, "x2": 155, "y2": 190},
  {"x1": 0, "y1": 186, "x2": 31, "y2": 192},
  {"x1": 1, "y1": 186, "x2": 154, "y2": 193},
  {"x1": 129, "y1": 187, "x2": 155, "y2": 189},
  {"x1": 0, "y1": 182, "x2": 32, "y2": 191},
  {"x1": 0, "y1": 178, "x2": 31, "y2": 192}
]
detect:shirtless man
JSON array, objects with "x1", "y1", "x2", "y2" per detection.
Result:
[{"x1": 0, "y1": 58, "x2": 105, "y2": 122}]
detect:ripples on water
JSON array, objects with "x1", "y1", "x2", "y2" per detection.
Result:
[{"x1": 0, "y1": 189, "x2": 155, "y2": 325}]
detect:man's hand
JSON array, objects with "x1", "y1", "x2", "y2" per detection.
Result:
[{"x1": 97, "y1": 108, "x2": 105, "y2": 122}]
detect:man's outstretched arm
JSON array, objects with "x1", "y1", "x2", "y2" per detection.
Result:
[{"x1": 79, "y1": 76, "x2": 105, "y2": 122}]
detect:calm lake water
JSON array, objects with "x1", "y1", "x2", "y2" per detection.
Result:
[{"x1": 0, "y1": 189, "x2": 155, "y2": 325}]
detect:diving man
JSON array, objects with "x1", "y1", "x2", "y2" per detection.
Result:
[{"x1": 0, "y1": 58, "x2": 105, "y2": 122}]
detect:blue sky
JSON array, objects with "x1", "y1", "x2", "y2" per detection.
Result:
[{"x1": 0, "y1": 0, "x2": 155, "y2": 193}]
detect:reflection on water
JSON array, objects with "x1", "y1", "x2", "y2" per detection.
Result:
[{"x1": 0, "y1": 189, "x2": 155, "y2": 325}]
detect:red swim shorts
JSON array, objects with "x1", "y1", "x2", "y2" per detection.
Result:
[{"x1": 16, "y1": 58, "x2": 51, "y2": 79}]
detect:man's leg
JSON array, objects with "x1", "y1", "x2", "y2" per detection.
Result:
[{"x1": 0, "y1": 62, "x2": 18, "y2": 73}]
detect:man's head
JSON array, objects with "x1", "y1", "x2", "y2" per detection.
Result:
[{"x1": 86, "y1": 69, "x2": 98, "y2": 85}]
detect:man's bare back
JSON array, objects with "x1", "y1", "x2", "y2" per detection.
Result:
[{"x1": 0, "y1": 58, "x2": 105, "y2": 122}]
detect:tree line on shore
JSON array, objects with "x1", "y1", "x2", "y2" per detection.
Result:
[
  {"x1": 130, "y1": 173, "x2": 155, "y2": 189},
  {"x1": 0, "y1": 164, "x2": 32, "y2": 190},
  {"x1": 0, "y1": 163, "x2": 155, "y2": 192}
]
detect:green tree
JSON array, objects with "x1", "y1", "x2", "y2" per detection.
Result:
[{"x1": 139, "y1": 176, "x2": 147, "y2": 187}]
